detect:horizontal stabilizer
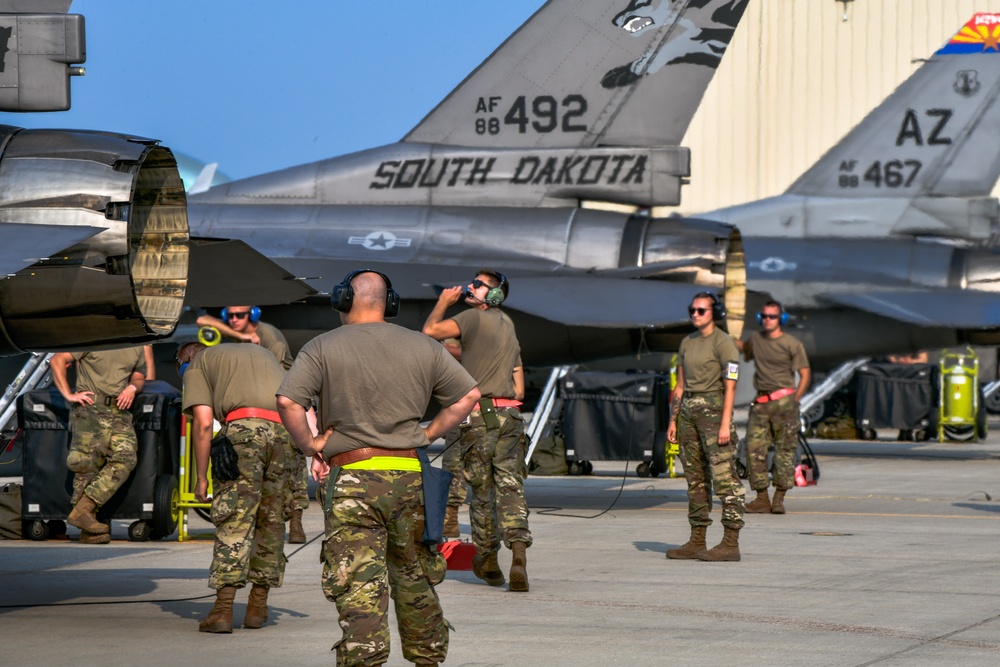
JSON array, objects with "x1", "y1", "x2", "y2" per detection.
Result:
[
  {"x1": 822, "y1": 288, "x2": 1000, "y2": 328},
  {"x1": 186, "y1": 238, "x2": 316, "y2": 307},
  {"x1": 1, "y1": 222, "x2": 105, "y2": 276},
  {"x1": 507, "y1": 276, "x2": 702, "y2": 328}
]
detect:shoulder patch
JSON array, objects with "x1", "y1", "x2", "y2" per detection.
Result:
[{"x1": 725, "y1": 362, "x2": 740, "y2": 381}]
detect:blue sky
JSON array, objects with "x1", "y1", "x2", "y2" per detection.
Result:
[{"x1": 11, "y1": 1, "x2": 544, "y2": 182}]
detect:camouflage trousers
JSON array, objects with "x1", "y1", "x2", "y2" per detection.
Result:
[
  {"x1": 318, "y1": 468, "x2": 448, "y2": 667},
  {"x1": 677, "y1": 392, "x2": 745, "y2": 530},
  {"x1": 67, "y1": 403, "x2": 137, "y2": 507},
  {"x1": 208, "y1": 418, "x2": 291, "y2": 590},
  {"x1": 459, "y1": 407, "x2": 531, "y2": 553},
  {"x1": 282, "y1": 446, "x2": 310, "y2": 519},
  {"x1": 442, "y1": 427, "x2": 467, "y2": 508},
  {"x1": 747, "y1": 394, "x2": 800, "y2": 492}
]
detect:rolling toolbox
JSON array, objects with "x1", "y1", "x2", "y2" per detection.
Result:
[
  {"x1": 17, "y1": 381, "x2": 182, "y2": 541},
  {"x1": 559, "y1": 370, "x2": 674, "y2": 477}
]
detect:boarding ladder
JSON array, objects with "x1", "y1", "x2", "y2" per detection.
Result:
[
  {"x1": 524, "y1": 365, "x2": 572, "y2": 464},
  {"x1": 0, "y1": 352, "x2": 54, "y2": 435},
  {"x1": 983, "y1": 379, "x2": 1000, "y2": 414},
  {"x1": 798, "y1": 357, "x2": 870, "y2": 431}
]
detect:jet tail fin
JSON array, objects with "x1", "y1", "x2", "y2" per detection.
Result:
[
  {"x1": 788, "y1": 13, "x2": 1000, "y2": 199},
  {"x1": 404, "y1": 0, "x2": 749, "y2": 150}
]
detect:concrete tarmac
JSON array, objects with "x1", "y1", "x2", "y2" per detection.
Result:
[{"x1": 4, "y1": 428, "x2": 1000, "y2": 666}]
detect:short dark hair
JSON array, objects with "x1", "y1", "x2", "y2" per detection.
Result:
[
  {"x1": 762, "y1": 300, "x2": 783, "y2": 313},
  {"x1": 477, "y1": 268, "x2": 509, "y2": 299}
]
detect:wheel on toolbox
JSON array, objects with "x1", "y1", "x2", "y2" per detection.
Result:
[
  {"x1": 25, "y1": 519, "x2": 49, "y2": 541},
  {"x1": 568, "y1": 461, "x2": 583, "y2": 476},
  {"x1": 150, "y1": 474, "x2": 179, "y2": 540},
  {"x1": 129, "y1": 520, "x2": 151, "y2": 542},
  {"x1": 582, "y1": 461, "x2": 594, "y2": 475},
  {"x1": 48, "y1": 520, "x2": 67, "y2": 537},
  {"x1": 636, "y1": 461, "x2": 650, "y2": 478}
]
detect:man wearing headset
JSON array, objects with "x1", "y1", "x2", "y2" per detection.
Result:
[
  {"x1": 277, "y1": 269, "x2": 479, "y2": 667},
  {"x1": 197, "y1": 306, "x2": 308, "y2": 545},
  {"x1": 175, "y1": 340, "x2": 293, "y2": 633},
  {"x1": 667, "y1": 292, "x2": 746, "y2": 562},
  {"x1": 422, "y1": 269, "x2": 532, "y2": 592},
  {"x1": 736, "y1": 300, "x2": 811, "y2": 514}
]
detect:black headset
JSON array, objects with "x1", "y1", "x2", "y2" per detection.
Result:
[
  {"x1": 692, "y1": 291, "x2": 726, "y2": 321},
  {"x1": 220, "y1": 306, "x2": 261, "y2": 323},
  {"x1": 331, "y1": 269, "x2": 400, "y2": 318},
  {"x1": 756, "y1": 303, "x2": 789, "y2": 326},
  {"x1": 484, "y1": 272, "x2": 508, "y2": 307}
]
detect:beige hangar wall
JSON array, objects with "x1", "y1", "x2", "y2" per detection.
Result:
[{"x1": 665, "y1": 0, "x2": 1000, "y2": 216}]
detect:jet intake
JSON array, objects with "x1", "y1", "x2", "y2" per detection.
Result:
[{"x1": 0, "y1": 127, "x2": 188, "y2": 355}]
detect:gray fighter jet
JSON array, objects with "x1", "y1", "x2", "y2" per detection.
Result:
[
  {"x1": 184, "y1": 0, "x2": 752, "y2": 365},
  {"x1": 703, "y1": 12, "x2": 1000, "y2": 369},
  {"x1": 0, "y1": 0, "x2": 750, "y2": 361}
]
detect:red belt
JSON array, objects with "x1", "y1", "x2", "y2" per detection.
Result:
[
  {"x1": 753, "y1": 388, "x2": 796, "y2": 405},
  {"x1": 492, "y1": 398, "x2": 522, "y2": 409},
  {"x1": 329, "y1": 447, "x2": 419, "y2": 467},
  {"x1": 226, "y1": 407, "x2": 282, "y2": 423}
]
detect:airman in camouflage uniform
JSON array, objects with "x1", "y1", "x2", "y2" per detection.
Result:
[
  {"x1": 177, "y1": 341, "x2": 292, "y2": 634},
  {"x1": 50, "y1": 348, "x2": 147, "y2": 545},
  {"x1": 738, "y1": 300, "x2": 811, "y2": 514},
  {"x1": 666, "y1": 293, "x2": 745, "y2": 562},
  {"x1": 423, "y1": 269, "x2": 532, "y2": 591},
  {"x1": 277, "y1": 270, "x2": 479, "y2": 666},
  {"x1": 196, "y1": 306, "x2": 308, "y2": 544}
]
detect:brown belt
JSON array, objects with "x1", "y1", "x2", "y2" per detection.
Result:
[{"x1": 328, "y1": 446, "x2": 418, "y2": 467}]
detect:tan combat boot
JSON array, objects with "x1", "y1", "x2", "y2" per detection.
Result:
[
  {"x1": 472, "y1": 549, "x2": 506, "y2": 587},
  {"x1": 771, "y1": 488, "x2": 787, "y2": 514},
  {"x1": 79, "y1": 529, "x2": 110, "y2": 545},
  {"x1": 67, "y1": 495, "x2": 110, "y2": 535},
  {"x1": 509, "y1": 541, "x2": 529, "y2": 592},
  {"x1": 745, "y1": 489, "x2": 771, "y2": 514},
  {"x1": 665, "y1": 526, "x2": 707, "y2": 559},
  {"x1": 697, "y1": 527, "x2": 741, "y2": 562},
  {"x1": 288, "y1": 509, "x2": 306, "y2": 544},
  {"x1": 443, "y1": 505, "x2": 460, "y2": 539},
  {"x1": 199, "y1": 585, "x2": 237, "y2": 633},
  {"x1": 243, "y1": 583, "x2": 270, "y2": 629}
]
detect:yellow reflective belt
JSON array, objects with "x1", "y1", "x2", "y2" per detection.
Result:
[{"x1": 341, "y1": 456, "x2": 422, "y2": 472}]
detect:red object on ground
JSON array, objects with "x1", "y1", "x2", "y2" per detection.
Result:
[{"x1": 438, "y1": 540, "x2": 476, "y2": 570}]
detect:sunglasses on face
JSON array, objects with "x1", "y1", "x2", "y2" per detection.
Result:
[
  {"x1": 227, "y1": 311, "x2": 250, "y2": 320},
  {"x1": 470, "y1": 279, "x2": 492, "y2": 289},
  {"x1": 760, "y1": 313, "x2": 781, "y2": 320},
  {"x1": 688, "y1": 307, "x2": 710, "y2": 316}
]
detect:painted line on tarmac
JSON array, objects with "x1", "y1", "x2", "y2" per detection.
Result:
[
  {"x1": 645, "y1": 507, "x2": 1000, "y2": 520},
  {"x1": 443, "y1": 589, "x2": 1000, "y2": 653}
]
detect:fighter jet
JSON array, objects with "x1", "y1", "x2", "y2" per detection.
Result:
[
  {"x1": 184, "y1": 0, "x2": 752, "y2": 365},
  {"x1": 702, "y1": 12, "x2": 1000, "y2": 369},
  {"x1": 0, "y1": 0, "x2": 750, "y2": 361}
]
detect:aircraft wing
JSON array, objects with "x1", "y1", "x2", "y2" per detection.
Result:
[
  {"x1": 1, "y1": 222, "x2": 106, "y2": 276},
  {"x1": 506, "y1": 276, "x2": 702, "y2": 328},
  {"x1": 821, "y1": 288, "x2": 1000, "y2": 328},
  {"x1": 185, "y1": 238, "x2": 317, "y2": 306}
]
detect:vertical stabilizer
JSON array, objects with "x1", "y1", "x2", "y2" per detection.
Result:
[
  {"x1": 788, "y1": 13, "x2": 1000, "y2": 198},
  {"x1": 404, "y1": 0, "x2": 749, "y2": 150}
]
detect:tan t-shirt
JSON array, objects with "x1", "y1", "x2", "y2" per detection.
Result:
[
  {"x1": 678, "y1": 328, "x2": 740, "y2": 393},
  {"x1": 277, "y1": 322, "x2": 477, "y2": 455},
  {"x1": 71, "y1": 347, "x2": 147, "y2": 396},
  {"x1": 255, "y1": 321, "x2": 293, "y2": 370},
  {"x1": 182, "y1": 344, "x2": 287, "y2": 422},
  {"x1": 743, "y1": 331, "x2": 809, "y2": 393},
  {"x1": 451, "y1": 307, "x2": 521, "y2": 398}
]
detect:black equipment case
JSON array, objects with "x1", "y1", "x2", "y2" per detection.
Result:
[{"x1": 17, "y1": 381, "x2": 181, "y2": 541}]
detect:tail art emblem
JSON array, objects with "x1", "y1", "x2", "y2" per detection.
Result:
[
  {"x1": 955, "y1": 70, "x2": 981, "y2": 97},
  {"x1": 603, "y1": 0, "x2": 748, "y2": 89},
  {"x1": 936, "y1": 13, "x2": 1000, "y2": 55}
]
